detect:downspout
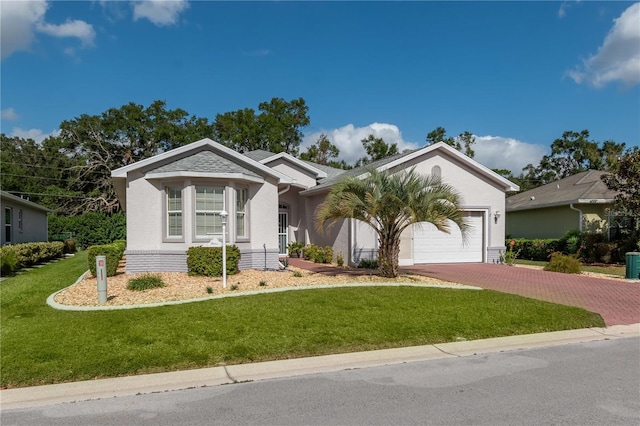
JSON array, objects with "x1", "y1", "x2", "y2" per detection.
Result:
[
  {"x1": 278, "y1": 185, "x2": 291, "y2": 196},
  {"x1": 569, "y1": 203, "x2": 583, "y2": 232}
]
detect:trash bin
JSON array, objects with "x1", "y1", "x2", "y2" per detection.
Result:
[{"x1": 626, "y1": 252, "x2": 640, "y2": 279}]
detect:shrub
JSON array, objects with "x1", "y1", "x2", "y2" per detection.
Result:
[
  {"x1": 259, "y1": 280, "x2": 268, "y2": 286},
  {"x1": 127, "y1": 274, "x2": 165, "y2": 291},
  {"x1": 358, "y1": 258, "x2": 378, "y2": 269},
  {"x1": 293, "y1": 271, "x2": 303, "y2": 278},
  {"x1": 323, "y1": 246, "x2": 334, "y2": 264},
  {"x1": 63, "y1": 238, "x2": 77, "y2": 254},
  {"x1": 336, "y1": 251, "x2": 344, "y2": 267},
  {"x1": 8, "y1": 242, "x2": 65, "y2": 270},
  {"x1": 303, "y1": 244, "x2": 320, "y2": 261},
  {"x1": 544, "y1": 253, "x2": 582, "y2": 274},
  {"x1": 287, "y1": 241, "x2": 304, "y2": 258},
  {"x1": 0, "y1": 246, "x2": 19, "y2": 276},
  {"x1": 87, "y1": 243, "x2": 125, "y2": 277},
  {"x1": 187, "y1": 246, "x2": 240, "y2": 277},
  {"x1": 48, "y1": 212, "x2": 126, "y2": 249}
]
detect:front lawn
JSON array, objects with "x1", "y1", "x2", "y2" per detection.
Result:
[{"x1": 1, "y1": 252, "x2": 604, "y2": 388}]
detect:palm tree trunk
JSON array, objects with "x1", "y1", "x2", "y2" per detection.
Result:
[{"x1": 378, "y1": 232, "x2": 400, "y2": 278}]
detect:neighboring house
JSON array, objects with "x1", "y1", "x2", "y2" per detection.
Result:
[
  {"x1": 506, "y1": 170, "x2": 617, "y2": 239},
  {"x1": 0, "y1": 191, "x2": 52, "y2": 245},
  {"x1": 111, "y1": 138, "x2": 518, "y2": 273}
]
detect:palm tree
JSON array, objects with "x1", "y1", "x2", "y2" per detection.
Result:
[{"x1": 315, "y1": 168, "x2": 468, "y2": 278}]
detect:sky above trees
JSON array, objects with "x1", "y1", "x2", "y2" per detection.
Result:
[{"x1": 1, "y1": 1, "x2": 638, "y2": 174}]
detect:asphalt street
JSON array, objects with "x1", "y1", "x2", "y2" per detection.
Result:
[{"x1": 3, "y1": 337, "x2": 639, "y2": 426}]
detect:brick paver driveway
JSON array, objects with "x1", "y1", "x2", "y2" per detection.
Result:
[{"x1": 402, "y1": 264, "x2": 640, "y2": 326}]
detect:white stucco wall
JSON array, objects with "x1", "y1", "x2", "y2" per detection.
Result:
[{"x1": 267, "y1": 159, "x2": 317, "y2": 189}]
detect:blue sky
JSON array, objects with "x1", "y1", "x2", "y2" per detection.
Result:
[{"x1": 1, "y1": 1, "x2": 639, "y2": 174}]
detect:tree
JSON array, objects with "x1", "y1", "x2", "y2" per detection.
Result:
[
  {"x1": 213, "y1": 97, "x2": 310, "y2": 155},
  {"x1": 300, "y1": 134, "x2": 339, "y2": 165},
  {"x1": 522, "y1": 130, "x2": 626, "y2": 186},
  {"x1": 426, "y1": 127, "x2": 475, "y2": 158},
  {"x1": 315, "y1": 168, "x2": 468, "y2": 278},
  {"x1": 354, "y1": 134, "x2": 399, "y2": 167},
  {"x1": 601, "y1": 147, "x2": 640, "y2": 234}
]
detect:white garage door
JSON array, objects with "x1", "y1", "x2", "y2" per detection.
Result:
[{"x1": 413, "y1": 211, "x2": 484, "y2": 263}]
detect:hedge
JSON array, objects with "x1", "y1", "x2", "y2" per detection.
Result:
[
  {"x1": 87, "y1": 241, "x2": 126, "y2": 277},
  {"x1": 0, "y1": 242, "x2": 65, "y2": 276},
  {"x1": 187, "y1": 246, "x2": 240, "y2": 277},
  {"x1": 49, "y1": 212, "x2": 126, "y2": 249}
]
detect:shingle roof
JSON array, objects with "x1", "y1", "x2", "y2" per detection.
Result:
[
  {"x1": 506, "y1": 170, "x2": 617, "y2": 212},
  {"x1": 148, "y1": 150, "x2": 261, "y2": 178}
]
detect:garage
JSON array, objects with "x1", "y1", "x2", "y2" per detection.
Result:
[{"x1": 412, "y1": 211, "x2": 484, "y2": 263}]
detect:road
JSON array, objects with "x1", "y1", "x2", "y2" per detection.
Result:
[{"x1": 3, "y1": 338, "x2": 639, "y2": 425}]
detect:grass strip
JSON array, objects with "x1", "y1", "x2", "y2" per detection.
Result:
[{"x1": 1, "y1": 252, "x2": 604, "y2": 388}]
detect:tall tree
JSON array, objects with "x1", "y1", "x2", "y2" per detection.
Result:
[
  {"x1": 54, "y1": 101, "x2": 212, "y2": 214},
  {"x1": 315, "y1": 168, "x2": 467, "y2": 278},
  {"x1": 355, "y1": 134, "x2": 399, "y2": 167},
  {"x1": 213, "y1": 97, "x2": 310, "y2": 155},
  {"x1": 601, "y1": 147, "x2": 640, "y2": 234},
  {"x1": 521, "y1": 130, "x2": 626, "y2": 187},
  {"x1": 0, "y1": 134, "x2": 77, "y2": 209},
  {"x1": 425, "y1": 127, "x2": 476, "y2": 158},
  {"x1": 300, "y1": 134, "x2": 340, "y2": 165}
]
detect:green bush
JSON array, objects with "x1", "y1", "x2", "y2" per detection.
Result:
[
  {"x1": 0, "y1": 246, "x2": 19, "y2": 276},
  {"x1": 63, "y1": 238, "x2": 77, "y2": 254},
  {"x1": 507, "y1": 238, "x2": 562, "y2": 261},
  {"x1": 323, "y1": 246, "x2": 334, "y2": 264},
  {"x1": 303, "y1": 244, "x2": 320, "y2": 261},
  {"x1": 12, "y1": 242, "x2": 65, "y2": 269},
  {"x1": 127, "y1": 274, "x2": 165, "y2": 291},
  {"x1": 48, "y1": 212, "x2": 126, "y2": 249},
  {"x1": 544, "y1": 253, "x2": 582, "y2": 274},
  {"x1": 187, "y1": 246, "x2": 240, "y2": 277},
  {"x1": 87, "y1": 243, "x2": 124, "y2": 277},
  {"x1": 358, "y1": 258, "x2": 378, "y2": 269},
  {"x1": 336, "y1": 251, "x2": 344, "y2": 267}
]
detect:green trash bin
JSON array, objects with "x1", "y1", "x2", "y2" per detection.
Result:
[{"x1": 626, "y1": 252, "x2": 640, "y2": 279}]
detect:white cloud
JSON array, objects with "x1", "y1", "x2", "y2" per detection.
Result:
[
  {"x1": 0, "y1": 0, "x2": 95, "y2": 60},
  {"x1": 132, "y1": 0, "x2": 189, "y2": 26},
  {"x1": 1, "y1": 108, "x2": 19, "y2": 121},
  {"x1": 302, "y1": 123, "x2": 419, "y2": 165},
  {"x1": 558, "y1": 1, "x2": 582, "y2": 19},
  {"x1": 568, "y1": 3, "x2": 640, "y2": 87},
  {"x1": 11, "y1": 127, "x2": 60, "y2": 144},
  {"x1": 0, "y1": 0, "x2": 48, "y2": 59},
  {"x1": 36, "y1": 20, "x2": 95, "y2": 47},
  {"x1": 473, "y1": 135, "x2": 549, "y2": 175}
]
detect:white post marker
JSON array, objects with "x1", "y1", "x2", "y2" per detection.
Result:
[
  {"x1": 220, "y1": 210, "x2": 228, "y2": 288},
  {"x1": 96, "y1": 255, "x2": 108, "y2": 304}
]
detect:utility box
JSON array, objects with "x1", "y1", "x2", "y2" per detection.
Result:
[{"x1": 625, "y1": 252, "x2": 640, "y2": 280}]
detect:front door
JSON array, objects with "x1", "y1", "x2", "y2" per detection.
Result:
[{"x1": 278, "y1": 211, "x2": 288, "y2": 255}]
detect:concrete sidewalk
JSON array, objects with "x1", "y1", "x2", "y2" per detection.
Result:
[{"x1": 2, "y1": 324, "x2": 638, "y2": 411}]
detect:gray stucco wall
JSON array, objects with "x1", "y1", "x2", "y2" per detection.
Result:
[{"x1": 0, "y1": 198, "x2": 49, "y2": 245}]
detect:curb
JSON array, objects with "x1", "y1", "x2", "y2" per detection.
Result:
[{"x1": 2, "y1": 324, "x2": 638, "y2": 410}]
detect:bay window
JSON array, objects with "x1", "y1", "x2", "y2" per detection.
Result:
[{"x1": 195, "y1": 186, "x2": 224, "y2": 238}]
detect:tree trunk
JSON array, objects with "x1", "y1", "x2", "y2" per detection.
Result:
[{"x1": 378, "y1": 234, "x2": 400, "y2": 278}]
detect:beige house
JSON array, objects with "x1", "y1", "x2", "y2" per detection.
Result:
[
  {"x1": 112, "y1": 138, "x2": 518, "y2": 273},
  {"x1": 506, "y1": 170, "x2": 617, "y2": 239}
]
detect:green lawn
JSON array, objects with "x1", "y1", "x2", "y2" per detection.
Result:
[
  {"x1": 515, "y1": 259, "x2": 626, "y2": 276},
  {"x1": 1, "y1": 252, "x2": 604, "y2": 388}
]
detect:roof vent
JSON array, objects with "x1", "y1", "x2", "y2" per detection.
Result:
[
  {"x1": 557, "y1": 184, "x2": 560, "y2": 189},
  {"x1": 530, "y1": 196, "x2": 535, "y2": 201}
]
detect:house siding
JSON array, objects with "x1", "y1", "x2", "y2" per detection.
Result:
[
  {"x1": 0, "y1": 196, "x2": 50, "y2": 245},
  {"x1": 507, "y1": 206, "x2": 579, "y2": 239}
]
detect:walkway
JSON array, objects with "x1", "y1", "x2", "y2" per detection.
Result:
[{"x1": 289, "y1": 258, "x2": 640, "y2": 326}]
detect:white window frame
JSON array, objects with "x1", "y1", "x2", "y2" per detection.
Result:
[
  {"x1": 236, "y1": 187, "x2": 249, "y2": 240},
  {"x1": 164, "y1": 186, "x2": 184, "y2": 241},
  {"x1": 194, "y1": 186, "x2": 225, "y2": 241}
]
